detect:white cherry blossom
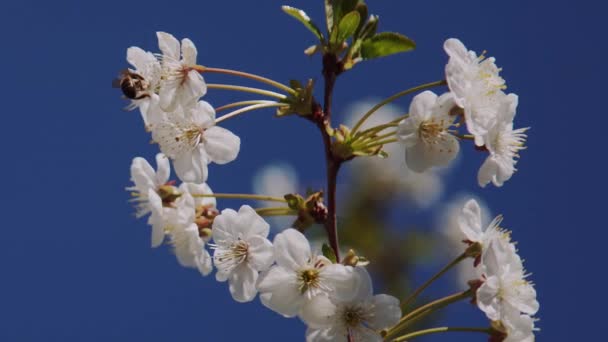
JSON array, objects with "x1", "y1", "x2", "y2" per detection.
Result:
[
  {"x1": 502, "y1": 311, "x2": 536, "y2": 342},
  {"x1": 397, "y1": 91, "x2": 459, "y2": 172},
  {"x1": 124, "y1": 46, "x2": 163, "y2": 127},
  {"x1": 478, "y1": 94, "x2": 529, "y2": 187},
  {"x1": 157, "y1": 32, "x2": 207, "y2": 112},
  {"x1": 300, "y1": 267, "x2": 401, "y2": 342},
  {"x1": 152, "y1": 100, "x2": 240, "y2": 183},
  {"x1": 167, "y1": 193, "x2": 213, "y2": 276},
  {"x1": 458, "y1": 199, "x2": 510, "y2": 259},
  {"x1": 476, "y1": 240, "x2": 539, "y2": 322},
  {"x1": 211, "y1": 205, "x2": 274, "y2": 302},
  {"x1": 444, "y1": 38, "x2": 507, "y2": 146},
  {"x1": 257, "y1": 229, "x2": 358, "y2": 317},
  {"x1": 128, "y1": 154, "x2": 174, "y2": 247}
]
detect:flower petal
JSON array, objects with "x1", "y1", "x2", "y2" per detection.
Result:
[
  {"x1": 157, "y1": 32, "x2": 180, "y2": 62},
  {"x1": 203, "y1": 126, "x2": 240, "y2": 164},
  {"x1": 321, "y1": 264, "x2": 357, "y2": 302},
  {"x1": 236, "y1": 205, "x2": 270, "y2": 239},
  {"x1": 228, "y1": 263, "x2": 258, "y2": 303},
  {"x1": 257, "y1": 266, "x2": 301, "y2": 317},
  {"x1": 154, "y1": 153, "x2": 170, "y2": 184},
  {"x1": 367, "y1": 294, "x2": 401, "y2": 329},
  {"x1": 273, "y1": 228, "x2": 311, "y2": 270},
  {"x1": 130, "y1": 157, "x2": 156, "y2": 191},
  {"x1": 247, "y1": 235, "x2": 274, "y2": 272},
  {"x1": 458, "y1": 199, "x2": 483, "y2": 242},
  {"x1": 173, "y1": 147, "x2": 208, "y2": 184},
  {"x1": 300, "y1": 295, "x2": 336, "y2": 329},
  {"x1": 181, "y1": 38, "x2": 198, "y2": 66},
  {"x1": 211, "y1": 208, "x2": 239, "y2": 243}
]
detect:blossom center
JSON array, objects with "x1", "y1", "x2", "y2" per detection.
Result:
[
  {"x1": 419, "y1": 120, "x2": 447, "y2": 145},
  {"x1": 215, "y1": 238, "x2": 249, "y2": 271},
  {"x1": 342, "y1": 306, "x2": 365, "y2": 327},
  {"x1": 298, "y1": 268, "x2": 320, "y2": 294}
]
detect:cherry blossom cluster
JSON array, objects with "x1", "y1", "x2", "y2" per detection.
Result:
[
  {"x1": 397, "y1": 39, "x2": 529, "y2": 187},
  {"x1": 458, "y1": 199, "x2": 539, "y2": 341},
  {"x1": 116, "y1": 5, "x2": 540, "y2": 337}
]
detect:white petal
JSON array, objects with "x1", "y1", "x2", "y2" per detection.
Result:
[
  {"x1": 126, "y1": 46, "x2": 152, "y2": 72},
  {"x1": 257, "y1": 266, "x2": 302, "y2": 317},
  {"x1": 236, "y1": 205, "x2": 270, "y2": 239},
  {"x1": 476, "y1": 276, "x2": 500, "y2": 320},
  {"x1": 197, "y1": 249, "x2": 213, "y2": 276},
  {"x1": 189, "y1": 100, "x2": 215, "y2": 127},
  {"x1": 211, "y1": 208, "x2": 239, "y2": 242},
  {"x1": 247, "y1": 235, "x2": 274, "y2": 272},
  {"x1": 321, "y1": 264, "x2": 358, "y2": 302},
  {"x1": 130, "y1": 157, "x2": 156, "y2": 191},
  {"x1": 203, "y1": 126, "x2": 240, "y2": 164},
  {"x1": 173, "y1": 147, "x2": 208, "y2": 184},
  {"x1": 181, "y1": 38, "x2": 198, "y2": 66},
  {"x1": 159, "y1": 80, "x2": 179, "y2": 112},
  {"x1": 351, "y1": 267, "x2": 373, "y2": 300},
  {"x1": 458, "y1": 199, "x2": 483, "y2": 242},
  {"x1": 478, "y1": 155, "x2": 502, "y2": 188},
  {"x1": 273, "y1": 228, "x2": 311, "y2": 270},
  {"x1": 148, "y1": 190, "x2": 166, "y2": 247},
  {"x1": 179, "y1": 71, "x2": 207, "y2": 107},
  {"x1": 306, "y1": 327, "x2": 340, "y2": 342},
  {"x1": 396, "y1": 118, "x2": 419, "y2": 147},
  {"x1": 368, "y1": 294, "x2": 401, "y2": 329},
  {"x1": 157, "y1": 32, "x2": 180, "y2": 62},
  {"x1": 409, "y1": 91, "x2": 437, "y2": 121},
  {"x1": 228, "y1": 263, "x2": 258, "y2": 303},
  {"x1": 154, "y1": 153, "x2": 170, "y2": 184},
  {"x1": 405, "y1": 134, "x2": 459, "y2": 172},
  {"x1": 300, "y1": 295, "x2": 336, "y2": 328}
]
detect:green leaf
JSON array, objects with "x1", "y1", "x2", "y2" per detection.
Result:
[
  {"x1": 358, "y1": 14, "x2": 379, "y2": 40},
  {"x1": 360, "y1": 32, "x2": 416, "y2": 59},
  {"x1": 331, "y1": 11, "x2": 360, "y2": 45},
  {"x1": 322, "y1": 243, "x2": 338, "y2": 264},
  {"x1": 334, "y1": 0, "x2": 359, "y2": 24},
  {"x1": 282, "y1": 6, "x2": 324, "y2": 41}
]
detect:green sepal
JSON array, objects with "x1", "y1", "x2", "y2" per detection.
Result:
[{"x1": 322, "y1": 243, "x2": 338, "y2": 263}]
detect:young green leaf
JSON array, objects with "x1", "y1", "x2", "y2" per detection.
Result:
[
  {"x1": 353, "y1": 1, "x2": 368, "y2": 38},
  {"x1": 322, "y1": 243, "x2": 338, "y2": 264},
  {"x1": 324, "y1": 0, "x2": 334, "y2": 32},
  {"x1": 360, "y1": 32, "x2": 416, "y2": 59},
  {"x1": 331, "y1": 11, "x2": 360, "y2": 45},
  {"x1": 282, "y1": 6, "x2": 324, "y2": 41}
]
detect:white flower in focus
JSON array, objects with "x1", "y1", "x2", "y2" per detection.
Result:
[
  {"x1": 300, "y1": 267, "x2": 401, "y2": 342},
  {"x1": 476, "y1": 240, "x2": 539, "y2": 322},
  {"x1": 157, "y1": 32, "x2": 207, "y2": 112},
  {"x1": 124, "y1": 46, "x2": 163, "y2": 128},
  {"x1": 152, "y1": 101, "x2": 240, "y2": 183},
  {"x1": 212, "y1": 205, "x2": 274, "y2": 302},
  {"x1": 167, "y1": 193, "x2": 213, "y2": 276},
  {"x1": 444, "y1": 38, "x2": 507, "y2": 146},
  {"x1": 458, "y1": 199, "x2": 508, "y2": 259},
  {"x1": 478, "y1": 94, "x2": 529, "y2": 188},
  {"x1": 257, "y1": 229, "x2": 357, "y2": 317},
  {"x1": 502, "y1": 311, "x2": 536, "y2": 342},
  {"x1": 397, "y1": 91, "x2": 459, "y2": 172}
]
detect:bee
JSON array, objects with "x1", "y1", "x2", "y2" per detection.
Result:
[{"x1": 112, "y1": 69, "x2": 149, "y2": 100}]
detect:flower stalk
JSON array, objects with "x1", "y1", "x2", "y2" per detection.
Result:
[
  {"x1": 206, "y1": 83, "x2": 288, "y2": 100},
  {"x1": 194, "y1": 66, "x2": 297, "y2": 95},
  {"x1": 390, "y1": 326, "x2": 492, "y2": 341},
  {"x1": 351, "y1": 80, "x2": 447, "y2": 135},
  {"x1": 191, "y1": 193, "x2": 287, "y2": 203}
]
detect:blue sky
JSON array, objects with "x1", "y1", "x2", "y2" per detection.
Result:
[{"x1": 0, "y1": 0, "x2": 604, "y2": 340}]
